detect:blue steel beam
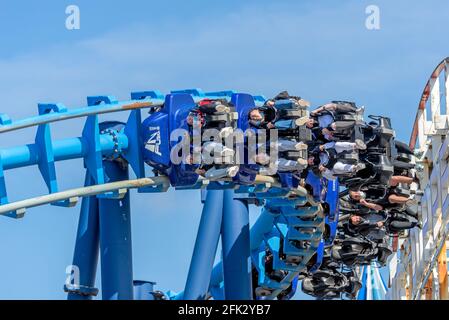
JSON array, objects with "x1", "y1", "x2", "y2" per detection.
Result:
[
  {"x1": 0, "y1": 113, "x2": 11, "y2": 125},
  {"x1": 0, "y1": 134, "x2": 128, "y2": 171},
  {"x1": 35, "y1": 104, "x2": 67, "y2": 194},
  {"x1": 221, "y1": 189, "x2": 252, "y2": 300},
  {"x1": 82, "y1": 96, "x2": 121, "y2": 185},
  {"x1": 199, "y1": 194, "x2": 324, "y2": 300},
  {"x1": 171, "y1": 205, "x2": 284, "y2": 300},
  {"x1": 122, "y1": 93, "x2": 149, "y2": 179},
  {"x1": 133, "y1": 281, "x2": 156, "y2": 300},
  {"x1": 98, "y1": 161, "x2": 134, "y2": 300},
  {"x1": 250, "y1": 208, "x2": 279, "y2": 249},
  {"x1": 184, "y1": 187, "x2": 224, "y2": 300},
  {"x1": 0, "y1": 154, "x2": 6, "y2": 205},
  {"x1": 66, "y1": 173, "x2": 100, "y2": 300}
]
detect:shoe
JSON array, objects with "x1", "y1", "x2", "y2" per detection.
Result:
[
  {"x1": 295, "y1": 142, "x2": 308, "y2": 151},
  {"x1": 255, "y1": 287, "x2": 272, "y2": 297},
  {"x1": 406, "y1": 198, "x2": 418, "y2": 206},
  {"x1": 219, "y1": 127, "x2": 234, "y2": 139},
  {"x1": 226, "y1": 165, "x2": 239, "y2": 178},
  {"x1": 297, "y1": 158, "x2": 308, "y2": 167},
  {"x1": 411, "y1": 172, "x2": 420, "y2": 183},
  {"x1": 414, "y1": 150, "x2": 424, "y2": 158},
  {"x1": 215, "y1": 104, "x2": 230, "y2": 113},
  {"x1": 298, "y1": 273, "x2": 307, "y2": 281},
  {"x1": 193, "y1": 144, "x2": 202, "y2": 152},
  {"x1": 286, "y1": 255, "x2": 302, "y2": 264},
  {"x1": 356, "y1": 106, "x2": 365, "y2": 115},
  {"x1": 151, "y1": 290, "x2": 167, "y2": 300},
  {"x1": 410, "y1": 189, "x2": 424, "y2": 196},
  {"x1": 295, "y1": 116, "x2": 309, "y2": 126},
  {"x1": 354, "y1": 139, "x2": 367, "y2": 150},
  {"x1": 220, "y1": 147, "x2": 235, "y2": 157},
  {"x1": 255, "y1": 153, "x2": 271, "y2": 165}
]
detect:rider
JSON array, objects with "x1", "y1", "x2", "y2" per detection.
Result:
[{"x1": 347, "y1": 215, "x2": 384, "y2": 236}]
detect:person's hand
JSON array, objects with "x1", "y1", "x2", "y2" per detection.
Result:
[
  {"x1": 246, "y1": 130, "x2": 256, "y2": 138},
  {"x1": 360, "y1": 199, "x2": 382, "y2": 211},
  {"x1": 318, "y1": 164, "x2": 326, "y2": 172},
  {"x1": 195, "y1": 168, "x2": 206, "y2": 176},
  {"x1": 360, "y1": 199, "x2": 373, "y2": 206},
  {"x1": 319, "y1": 145, "x2": 325, "y2": 151},
  {"x1": 376, "y1": 221, "x2": 384, "y2": 227},
  {"x1": 374, "y1": 204, "x2": 383, "y2": 211},
  {"x1": 322, "y1": 128, "x2": 333, "y2": 136},
  {"x1": 266, "y1": 100, "x2": 275, "y2": 107},
  {"x1": 185, "y1": 155, "x2": 195, "y2": 165},
  {"x1": 267, "y1": 122, "x2": 275, "y2": 129}
]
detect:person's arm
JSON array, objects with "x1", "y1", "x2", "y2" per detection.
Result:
[
  {"x1": 249, "y1": 119, "x2": 265, "y2": 129},
  {"x1": 195, "y1": 168, "x2": 206, "y2": 176},
  {"x1": 360, "y1": 220, "x2": 384, "y2": 233},
  {"x1": 324, "y1": 157, "x2": 337, "y2": 170},
  {"x1": 310, "y1": 103, "x2": 337, "y2": 116},
  {"x1": 363, "y1": 220, "x2": 380, "y2": 228},
  {"x1": 359, "y1": 198, "x2": 383, "y2": 211},
  {"x1": 321, "y1": 128, "x2": 334, "y2": 138},
  {"x1": 376, "y1": 221, "x2": 385, "y2": 227},
  {"x1": 323, "y1": 149, "x2": 338, "y2": 169},
  {"x1": 266, "y1": 122, "x2": 275, "y2": 129},
  {"x1": 356, "y1": 220, "x2": 380, "y2": 233}
]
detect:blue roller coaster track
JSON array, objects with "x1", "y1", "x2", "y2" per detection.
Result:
[{"x1": 0, "y1": 88, "x2": 385, "y2": 300}]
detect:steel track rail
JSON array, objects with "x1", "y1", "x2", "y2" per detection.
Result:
[
  {"x1": 0, "y1": 100, "x2": 160, "y2": 134},
  {"x1": 0, "y1": 175, "x2": 282, "y2": 216}
]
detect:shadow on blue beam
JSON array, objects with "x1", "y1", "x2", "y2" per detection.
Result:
[
  {"x1": 134, "y1": 280, "x2": 156, "y2": 300},
  {"x1": 221, "y1": 189, "x2": 252, "y2": 300},
  {"x1": 98, "y1": 161, "x2": 133, "y2": 300},
  {"x1": 324, "y1": 179, "x2": 339, "y2": 245},
  {"x1": 184, "y1": 185, "x2": 224, "y2": 300},
  {"x1": 35, "y1": 103, "x2": 77, "y2": 207},
  {"x1": 66, "y1": 173, "x2": 100, "y2": 300},
  {"x1": 0, "y1": 154, "x2": 6, "y2": 206},
  {"x1": 82, "y1": 97, "x2": 109, "y2": 185}
]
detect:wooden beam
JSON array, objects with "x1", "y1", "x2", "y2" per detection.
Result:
[{"x1": 438, "y1": 241, "x2": 448, "y2": 300}]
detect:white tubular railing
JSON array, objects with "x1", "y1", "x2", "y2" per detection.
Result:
[{"x1": 0, "y1": 175, "x2": 285, "y2": 217}]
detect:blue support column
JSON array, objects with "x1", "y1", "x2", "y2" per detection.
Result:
[
  {"x1": 184, "y1": 187, "x2": 224, "y2": 300},
  {"x1": 98, "y1": 161, "x2": 134, "y2": 300},
  {"x1": 250, "y1": 208, "x2": 278, "y2": 251},
  {"x1": 66, "y1": 173, "x2": 100, "y2": 300},
  {"x1": 133, "y1": 280, "x2": 156, "y2": 300},
  {"x1": 0, "y1": 155, "x2": 6, "y2": 205},
  {"x1": 221, "y1": 189, "x2": 252, "y2": 300}
]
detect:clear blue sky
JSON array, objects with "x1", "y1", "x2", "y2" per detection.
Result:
[{"x1": 0, "y1": 0, "x2": 448, "y2": 299}]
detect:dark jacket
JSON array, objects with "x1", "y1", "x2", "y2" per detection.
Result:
[{"x1": 348, "y1": 217, "x2": 379, "y2": 236}]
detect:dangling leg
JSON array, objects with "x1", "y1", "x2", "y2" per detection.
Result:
[{"x1": 278, "y1": 139, "x2": 307, "y2": 152}]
